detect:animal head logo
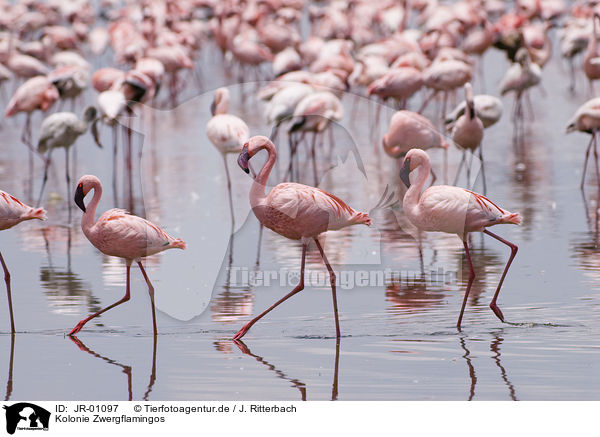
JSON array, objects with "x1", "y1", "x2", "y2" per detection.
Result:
[{"x1": 3, "y1": 403, "x2": 50, "y2": 434}]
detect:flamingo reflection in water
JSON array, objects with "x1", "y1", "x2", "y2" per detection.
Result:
[
  {"x1": 69, "y1": 335, "x2": 157, "y2": 401},
  {"x1": 232, "y1": 338, "x2": 340, "y2": 401},
  {"x1": 459, "y1": 333, "x2": 518, "y2": 401}
]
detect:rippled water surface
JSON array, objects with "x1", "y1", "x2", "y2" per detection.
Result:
[{"x1": 1, "y1": 38, "x2": 600, "y2": 401}]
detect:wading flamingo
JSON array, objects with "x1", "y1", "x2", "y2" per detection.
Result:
[
  {"x1": 234, "y1": 136, "x2": 371, "y2": 340},
  {"x1": 451, "y1": 83, "x2": 486, "y2": 192},
  {"x1": 206, "y1": 87, "x2": 250, "y2": 229},
  {"x1": 566, "y1": 97, "x2": 600, "y2": 189},
  {"x1": 0, "y1": 192, "x2": 46, "y2": 333},
  {"x1": 400, "y1": 149, "x2": 521, "y2": 328},
  {"x1": 37, "y1": 107, "x2": 99, "y2": 211},
  {"x1": 70, "y1": 175, "x2": 186, "y2": 336},
  {"x1": 584, "y1": 14, "x2": 600, "y2": 94},
  {"x1": 499, "y1": 47, "x2": 541, "y2": 123},
  {"x1": 4, "y1": 76, "x2": 59, "y2": 149}
]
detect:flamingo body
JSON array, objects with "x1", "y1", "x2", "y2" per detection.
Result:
[
  {"x1": 5, "y1": 76, "x2": 59, "y2": 117},
  {"x1": 400, "y1": 148, "x2": 521, "y2": 327}
]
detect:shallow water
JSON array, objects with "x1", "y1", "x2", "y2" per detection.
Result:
[{"x1": 1, "y1": 39, "x2": 600, "y2": 401}]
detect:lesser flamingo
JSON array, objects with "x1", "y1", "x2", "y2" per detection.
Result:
[
  {"x1": 206, "y1": 87, "x2": 250, "y2": 229},
  {"x1": 70, "y1": 175, "x2": 186, "y2": 336},
  {"x1": 233, "y1": 136, "x2": 371, "y2": 340},
  {"x1": 566, "y1": 97, "x2": 600, "y2": 189},
  {"x1": 0, "y1": 192, "x2": 46, "y2": 333},
  {"x1": 400, "y1": 149, "x2": 521, "y2": 328}
]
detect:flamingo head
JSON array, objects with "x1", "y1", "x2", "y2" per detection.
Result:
[
  {"x1": 399, "y1": 157, "x2": 412, "y2": 188},
  {"x1": 74, "y1": 175, "x2": 100, "y2": 212},
  {"x1": 237, "y1": 135, "x2": 273, "y2": 174},
  {"x1": 237, "y1": 144, "x2": 250, "y2": 174},
  {"x1": 399, "y1": 149, "x2": 429, "y2": 188},
  {"x1": 211, "y1": 87, "x2": 230, "y2": 115}
]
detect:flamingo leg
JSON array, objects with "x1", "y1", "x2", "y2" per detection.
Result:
[
  {"x1": 233, "y1": 242, "x2": 307, "y2": 340},
  {"x1": 37, "y1": 148, "x2": 53, "y2": 207},
  {"x1": 256, "y1": 223, "x2": 263, "y2": 267},
  {"x1": 418, "y1": 90, "x2": 437, "y2": 113},
  {"x1": 314, "y1": 238, "x2": 341, "y2": 338},
  {"x1": 429, "y1": 167, "x2": 437, "y2": 187},
  {"x1": 112, "y1": 124, "x2": 118, "y2": 204},
  {"x1": 222, "y1": 153, "x2": 235, "y2": 231},
  {"x1": 311, "y1": 132, "x2": 318, "y2": 186},
  {"x1": 5, "y1": 333, "x2": 14, "y2": 400},
  {"x1": 0, "y1": 251, "x2": 14, "y2": 333},
  {"x1": 453, "y1": 150, "x2": 467, "y2": 186},
  {"x1": 137, "y1": 261, "x2": 157, "y2": 336},
  {"x1": 478, "y1": 146, "x2": 487, "y2": 195},
  {"x1": 69, "y1": 263, "x2": 132, "y2": 335},
  {"x1": 581, "y1": 134, "x2": 594, "y2": 190},
  {"x1": 65, "y1": 147, "x2": 71, "y2": 222},
  {"x1": 483, "y1": 229, "x2": 518, "y2": 322},
  {"x1": 594, "y1": 133, "x2": 600, "y2": 183},
  {"x1": 457, "y1": 238, "x2": 476, "y2": 329}
]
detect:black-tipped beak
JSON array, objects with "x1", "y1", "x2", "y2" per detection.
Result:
[
  {"x1": 74, "y1": 184, "x2": 86, "y2": 212},
  {"x1": 237, "y1": 145, "x2": 250, "y2": 174},
  {"x1": 210, "y1": 99, "x2": 216, "y2": 116},
  {"x1": 400, "y1": 158, "x2": 411, "y2": 188}
]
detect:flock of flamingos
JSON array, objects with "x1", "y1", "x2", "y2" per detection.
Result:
[{"x1": 1, "y1": 0, "x2": 600, "y2": 343}]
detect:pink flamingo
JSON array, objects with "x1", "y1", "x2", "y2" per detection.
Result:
[
  {"x1": 288, "y1": 90, "x2": 343, "y2": 184},
  {"x1": 451, "y1": 83, "x2": 486, "y2": 192},
  {"x1": 5, "y1": 76, "x2": 59, "y2": 149},
  {"x1": 400, "y1": 149, "x2": 521, "y2": 328},
  {"x1": 233, "y1": 136, "x2": 371, "y2": 340},
  {"x1": 367, "y1": 66, "x2": 424, "y2": 109},
  {"x1": 382, "y1": 109, "x2": 449, "y2": 183},
  {"x1": 584, "y1": 13, "x2": 600, "y2": 93},
  {"x1": 0, "y1": 191, "x2": 46, "y2": 333},
  {"x1": 206, "y1": 87, "x2": 250, "y2": 228},
  {"x1": 566, "y1": 97, "x2": 600, "y2": 189},
  {"x1": 70, "y1": 175, "x2": 186, "y2": 335}
]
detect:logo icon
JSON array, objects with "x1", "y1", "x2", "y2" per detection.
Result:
[{"x1": 3, "y1": 403, "x2": 50, "y2": 434}]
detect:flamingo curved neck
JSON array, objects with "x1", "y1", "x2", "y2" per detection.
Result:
[
  {"x1": 250, "y1": 142, "x2": 277, "y2": 207},
  {"x1": 404, "y1": 158, "x2": 430, "y2": 213},
  {"x1": 82, "y1": 182, "x2": 102, "y2": 233}
]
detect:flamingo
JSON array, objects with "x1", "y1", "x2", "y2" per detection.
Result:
[
  {"x1": 400, "y1": 149, "x2": 521, "y2": 328},
  {"x1": 366, "y1": 66, "x2": 424, "y2": 110},
  {"x1": 4, "y1": 76, "x2": 59, "y2": 149},
  {"x1": 287, "y1": 90, "x2": 343, "y2": 184},
  {"x1": 566, "y1": 97, "x2": 600, "y2": 189},
  {"x1": 0, "y1": 192, "x2": 46, "y2": 333},
  {"x1": 451, "y1": 83, "x2": 486, "y2": 192},
  {"x1": 70, "y1": 175, "x2": 186, "y2": 336},
  {"x1": 206, "y1": 87, "x2": 250, "y2": 229},
  {"x1": 264, "y1": 82, "x2": 314, "y2": 141},
  {"x1": 37, "y1": 106, "x2": 99, "y2": 211},
  {"x1": 382, "y1": 109, "x2": 449, "y2": 183},
  {"x1": 499, "y1": 47, "x2": 541, "y2": 122},
  {"x1": 583, "y1": 13, "x2": 600, "y2": 93},
  {"x1": 420, "y1": 58, "x2": 472, "y2": 119},
  {"x1": 233, "y1": 136, "x2": 371, "y2": 340}
]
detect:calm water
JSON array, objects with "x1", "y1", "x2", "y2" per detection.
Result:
[{"x1": 1, "y1": 39, "x2": 600, "y2": 401}]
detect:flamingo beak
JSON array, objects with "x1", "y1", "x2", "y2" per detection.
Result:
[
  {"x1": 237, "y1": 145, "x2": 250, "y2": 174},
  {"x1": 210, "y1": 99, "x2": 216, "y2": 116},
  {"x1": 400, "y1": 158, "x2": 411, "y2": 188},
  {"x1": 74, "y1": 184, "x2": 86, "y2": 212}
]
